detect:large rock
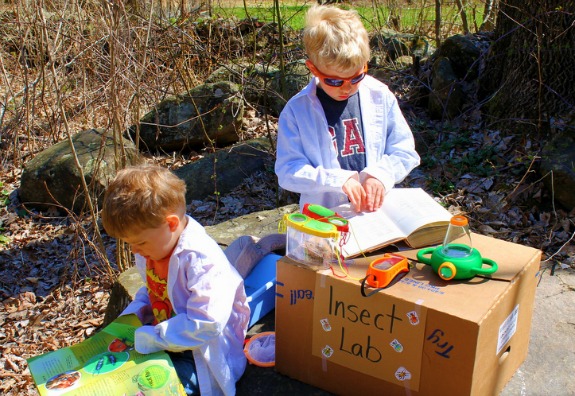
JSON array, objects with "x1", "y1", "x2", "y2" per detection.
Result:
[
  {"x1": 435, "y1": 34, "x2": 481, "y2": 80},
  {"x1": 268, "y1": 60, "x2": 310, "y2": 116},
  {"x1": 428, "y1": 56, "x2": 466, "y2": 119},
  {"x1": 206, "y1": 63, "x2": 279, "y2": 114},
  {"x1": 206, "y1": 60, "x2": 310, "y2": 117},
  {"x1": 134, "y1": 81, "x2": 244, "y2": 152},
  {"x1": 102, "y1": 204, "x2": 298, "y2": 325},
  {"x1": 19, "y1": 128, "x2": 141, "y2": 213},
  {"x1": 174, "y1": 137, "x2": 274, "y2": 202},
  {"x1": 426, "y1": 34, "x2": 484, "y2": 119},
  {"x1": 539, "y1": 127, "x2": 575, "y2": 210},
  {"x1": 370, "y1": 29, "x2": 434, "y2": 62},
  {"x1": 202, "y1": 204, "x2": 297, "y2": 247}
]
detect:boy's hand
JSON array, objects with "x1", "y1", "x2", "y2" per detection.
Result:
[
  {"x1": 136, "y1": 305, "x2": 153, "y2": 325},
  {"x1": 343, "y1": 176, "x2": 366, "y2": 212},
  {"x1": 362, "y1": 176, "x2": 385, "y2": 212}
]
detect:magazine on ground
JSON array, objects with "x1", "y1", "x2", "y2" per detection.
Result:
[{"x1": 27, "y1": 314, "x2": 186, "y2": 396}]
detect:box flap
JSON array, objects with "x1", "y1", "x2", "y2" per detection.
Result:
[
  {"x1": 331, "y1": 234, "x2": 540, "y2": 323},
  {"x1": 333, "y1": 255, "x2": 509, "y2": 323}
]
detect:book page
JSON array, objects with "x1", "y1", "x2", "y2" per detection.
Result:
[
  {"x1": 330, "y1": 204, "x2": 405, "y2": 258},
  {"x1": 382, "y1": 188, "x2": 452, "y2": 236},
  {"x1": 331, "y1": 188, "x2": 452, "y2": 257}
]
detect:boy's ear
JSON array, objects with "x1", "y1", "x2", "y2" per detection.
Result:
[{"x1": 166, "y1": 215, "x2": 180, "y2": 232}]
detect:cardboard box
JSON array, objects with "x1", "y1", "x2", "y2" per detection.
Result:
[
  {"x1": 245, "y1": 253, "x2": 280, "y2": 328},
  {"x1": 275, "y1": 233, "x2": 541, "y2": 395}
]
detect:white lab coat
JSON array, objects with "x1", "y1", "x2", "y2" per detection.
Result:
[
  {"x1": 121, "y1": 215, "x2": 250, "y2": 396},
  {"x1": 275, "y1": 74, "x2": 420, "y2": 209}
]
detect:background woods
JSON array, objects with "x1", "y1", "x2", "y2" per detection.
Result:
[{"x1": 1, "y1": 0, "x2": 574, "y2": 394}]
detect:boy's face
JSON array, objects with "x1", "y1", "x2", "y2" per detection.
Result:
[
  {"x1": 122, "y1": 215, "x2": 182, "y2": 261},
  {"x1": 307, "y1": 61, "x2": 367, "y2": 101}
]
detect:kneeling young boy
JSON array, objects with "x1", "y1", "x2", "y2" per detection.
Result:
[{"x1": 102, "y1": 164, "x2": 250, "y2": 395}]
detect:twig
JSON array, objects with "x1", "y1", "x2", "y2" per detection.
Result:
[
  {"x1": 541, "y1": 226, "x2": 575, "y2": 264},
  {"x1": 506, "y1": 155, "x2": 540, "y2": 201}
]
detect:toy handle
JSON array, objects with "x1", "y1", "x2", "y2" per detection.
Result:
[
  {"x1": 416, "y1": 247, "x2": 435, "y2": 265},
  {"x1": 474, "y1": 258, "x2": 498, "y2": 275}
]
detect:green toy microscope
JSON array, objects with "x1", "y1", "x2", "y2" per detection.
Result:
[{"x1": 417, "y1": 215, "x2": 498, "y2": 281}]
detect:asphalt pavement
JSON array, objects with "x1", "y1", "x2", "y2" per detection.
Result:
[{"x1": 501, "y1": 265, "x2": 575, "y2": 395}]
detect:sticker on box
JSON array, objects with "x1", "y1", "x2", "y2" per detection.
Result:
[
  {"x1": 390, "y1": 339, "x2": 403, "y2": 353},
  {"x1": 497, "y1": 305, "x2": 519, "y2": 354},
  {"x1": 407, "y1": 310, "x2": 420, "y2": 325},
  {"x1": 395, "y1": 366, "x2": 412, "y2": 381},
  {"x1": 320, "y1": 318, "x2": 331, "y2": 332},
  {"x1": 321, "y1": 345, "x2": 334, "y2": 359}
]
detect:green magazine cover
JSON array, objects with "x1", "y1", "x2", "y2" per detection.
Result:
[{"x1": 27, "y1": 314, "x2": 186, "y2": 395}]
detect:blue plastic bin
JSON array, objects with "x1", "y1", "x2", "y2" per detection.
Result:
[{"x1": 244, "y1": 253, "x2": 280, "y2": 328}]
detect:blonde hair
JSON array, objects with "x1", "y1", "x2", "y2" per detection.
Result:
[
  {"x1": 101, "y1": 164, "x2": 187, "y2": 238},
  {"x1": 303, "y1": 5, "x2": 370, "y2": 73}
]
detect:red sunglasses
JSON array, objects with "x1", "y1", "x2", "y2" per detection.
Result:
[{"x1": 306, "y1": 60, "x2": 368, "y2": 87}]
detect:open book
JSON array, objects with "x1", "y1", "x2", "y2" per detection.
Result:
[
  {"x1": 27, "y1": 314, "x2": 185, "y2": 395},
  {"x1": 332, "y1": 188, "x2": 453, "y2": 258}
]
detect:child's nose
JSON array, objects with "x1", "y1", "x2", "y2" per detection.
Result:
[{"x1": 341, "y1": 81, "x2": 353, "y2": 91}]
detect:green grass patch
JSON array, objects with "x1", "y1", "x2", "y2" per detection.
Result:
[
  {"x1": 426, "y1": 174, "x2": 455, "y2": 195},
  {"x1": 212, "y1": 4, "x2": 308, "y2": 30},
  {"x1": 212, "y1": 3, "x2": 483, "y2": 33}
]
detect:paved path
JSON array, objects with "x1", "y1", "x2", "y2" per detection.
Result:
[
  {"x1": 501, "y1": 266, "x2": 575, "y2": 396},
  {"x1": 237, "y1": 266, "x2": 575, "y2": 396}
]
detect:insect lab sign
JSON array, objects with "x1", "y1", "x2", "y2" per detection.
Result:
[{"x1": 311, "y1": 276, "x2": 427, "y2": 391}]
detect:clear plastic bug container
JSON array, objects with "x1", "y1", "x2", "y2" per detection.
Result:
[{"x1": 284, "y1": 213, "x2": 340, "y2": 270}]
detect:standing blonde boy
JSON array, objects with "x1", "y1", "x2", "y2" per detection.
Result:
[
  {"x1": 101, "y1": 164, "x2": 249, "y2": 396},
  {"x1": 275, "y1": 5, "x2": 420, "y2": 212}
]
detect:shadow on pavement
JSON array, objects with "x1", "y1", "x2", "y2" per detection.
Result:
[{"x1": 237, "y1": 310, "x2": 332, "y2": 396}]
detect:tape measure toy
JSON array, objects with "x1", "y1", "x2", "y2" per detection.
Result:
[{"x1": 361, "y1": 253, "x2": 410, "y2": 296}]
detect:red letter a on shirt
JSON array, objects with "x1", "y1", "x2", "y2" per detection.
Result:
[{"x1": 340, "y1": 118, "x2": 365, "y2": 157}]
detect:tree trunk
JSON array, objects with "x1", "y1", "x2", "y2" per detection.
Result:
[
  {"x1": 480, "y1": 0, "x2": 498, "y2": 31},
  {"x1": 455, "y1": 0, "x2": 469, "y2": 35},
  {"x1": 479, "y1": 0, "x2": 575, "y2": 136},
  {"x1": 435, "y1": 0, "x2": 442, "y2": 47}
]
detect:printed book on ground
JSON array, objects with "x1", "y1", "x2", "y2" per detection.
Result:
[
  {"x1": 332, "y1": 187, "x2": 453, "y2": 258},
  {"x1": 26, "y1": 314, "x2": 185, "y2": 396}
]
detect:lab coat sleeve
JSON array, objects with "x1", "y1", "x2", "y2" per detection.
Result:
[
  {"x1": 119, "y1": 256, "x2": 154, "y2": 324},
  {"x1": 120, "y1": 286, "x2": 153, "y2": 325},
  {"x1": 133, "y1": 252, "x2": 237, "y2": 355}
]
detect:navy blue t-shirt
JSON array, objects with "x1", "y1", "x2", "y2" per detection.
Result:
[{"x1": 317, "y1": 88, "x2": 366, "y2": 172}]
